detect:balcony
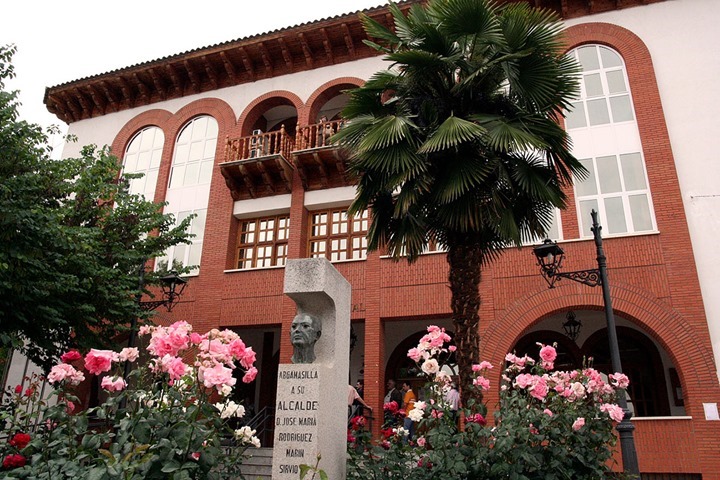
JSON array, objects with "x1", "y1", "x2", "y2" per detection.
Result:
[
  {"x1": 220, "y1": 120, "x2": 355, "y2": 200},
  {"x1": 219, "y1": 127, "x2": 294, "y2": 200},
  {"x1": 293, "y1": 119, "x2": 353, "y2": 191}
]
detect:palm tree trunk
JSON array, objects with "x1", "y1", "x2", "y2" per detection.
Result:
[{"x1": 447, "y1": 237, "x2": 483, "y2": 408}]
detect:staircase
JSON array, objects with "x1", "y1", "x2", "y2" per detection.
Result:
[{"x1": 240, "y1": 447, "x2": 273, "y2": 480}]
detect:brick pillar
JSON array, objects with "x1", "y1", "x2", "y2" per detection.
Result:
[
  {"x1": 363, "y1": 249, "x2": 384, "y2": 436},
  {"x1": 280, "y1": 168, "x2": 308, "y2": 363}
]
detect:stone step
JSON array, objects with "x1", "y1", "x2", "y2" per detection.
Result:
[{"x1": 240, "y1": 447, "x2": 273, "y2": 480}]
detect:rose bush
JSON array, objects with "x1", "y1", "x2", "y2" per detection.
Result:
[
  {"x1": 348, "y1": 325, "x2": 629, "y2": 480},
  {"x1": 0, "y1": 322, "x2": 260, "y2": 479}
]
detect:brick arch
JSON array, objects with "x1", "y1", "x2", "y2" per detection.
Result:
[
  {"x1": 481, "y1": 283, "x2": 713, "y2": 416},
  {"x1": 154, "y1": 98, "x2": 237, "y2": 205},
  {"x1": 237, "y1": 90, "x2": 304, "y2": 136},
  {"x1": 110, "y1": 109, "x2": 173, "y2": 161},
  {"x1": 165, "y1": 97, "x2": 237, "y2": 143},
  {"x1": 303, "y1": 77, "x2": 365, "y2": 125}
]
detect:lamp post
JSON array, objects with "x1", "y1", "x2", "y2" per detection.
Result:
[
  {"x1": 532, "y1": 210, "x2": 639, "y2": 475},
  {"x1": 124, "y1": 264, "x2": 187, "y2": 379}
]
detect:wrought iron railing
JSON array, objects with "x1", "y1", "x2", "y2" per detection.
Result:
[{"x1": 246, "y1": 405, "x2": 276, "y2": 447}]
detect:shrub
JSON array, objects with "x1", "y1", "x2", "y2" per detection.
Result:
[
  {"x1": 348, "y1": 325, "x2": 628, "y2": 480},
  {"x1": 0, "y1": 322, "x2": 260, "y2": 479}
]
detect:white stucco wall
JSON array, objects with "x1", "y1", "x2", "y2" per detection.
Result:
[{"x1": 566, "y1": 0, "x2": 720, "y2": 382}]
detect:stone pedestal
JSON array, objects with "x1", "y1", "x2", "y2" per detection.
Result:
[{"x1": 272, "y1": 258, "x2": 351, "y2": 480}]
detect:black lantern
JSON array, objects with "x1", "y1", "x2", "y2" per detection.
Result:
[
  {"x1": 139, "y1": 270, "x2": 187, "y2": 312},
  {"x1": 533, "y1": 239, "x2": 600, "y2": 288},
  {"x1": 562, "y1": 311, "x2": 582, "y2": 341}
]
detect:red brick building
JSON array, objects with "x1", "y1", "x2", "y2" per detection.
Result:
[{"x1": 41, "y1": 0, "x2": 720, "y2": 477}]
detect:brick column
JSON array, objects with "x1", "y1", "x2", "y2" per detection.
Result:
[
  {"x1": 363, "y1": 249, "x2": 384, "y2": 437},
  {"x1": 280, "y1": 168, "x2": 309, "y2": 363}
]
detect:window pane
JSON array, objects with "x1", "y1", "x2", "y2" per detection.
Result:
[
  {"x1": 600, "y1": 47, "x2": 622, "y2": 68},
  {"x1": 173, "y1": 244, "x2": 187, "y2": 265},
  {"x1": 184, "y1": 162, "x2": 200, "y2": 186},
  {"x1": 584, "y1": 73, "x2": 604, "y2": 97},
  {"x1": 579, "y1": 199, "x2": 599, "y2": 237},
  {"x1": 189, "y1": 142, "x2": 203, "y2": 162},
  {"x1": 575, "y1": 158, "x2": 598, "y2": 196},
  {"x1": 137, "y1": 151, "x2": 151, "y2": 171},
  {"x1": 169, "y1": 166, "x2": 185, "y2": 189},
  {"x1": 606, "y1": 70, "x2": 627, "y2": 94},
  {"x1": 597, "y1": 155, "x2": 622, "y2": 194},
  {"x1": 578, "y1": 46, "x2": 600, "y2": 71},
  {"x1": 198, "y1": 161, "x2": 213, "y2": 185},
  {"x1": 610, "y1": 95, "x2": 634, "y2": 123},
  {"x1": 604, "y1": 197, "x2": 628, "y2": 234},
  {"x1": 620, "y1": 153, "x2": 647, "y2": 190},
  {"x1": 587, "y1": 98, "x2": 610, "y2": 125},
  {"x1": 124, "y1": 153, "x2": 137, "y2": 172},
  {"x1": 565, "y1": 102, "x2": 587, "y2": 129},
  {"x1": 629, "y1": 195, "x2": 653, "y2": 231},
  {"x1": 188, "y1": 243, "x2": 203, "y2": 267},
  {"x1": 150, "y1": 149, "x2": 162, "y2": 169},
  {"x1": 191, "y1": 117, "x2": 207, "y2": 140},
  {"x1": 191, "y1": 209, "x2": 207, "y2": 238}
]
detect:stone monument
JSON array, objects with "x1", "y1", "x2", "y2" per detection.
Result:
[{"x1": 272, "y1": 258, "x2": 351, "y2": 480}]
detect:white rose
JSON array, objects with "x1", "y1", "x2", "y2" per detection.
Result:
[{"x1": 421, "y1": 358, "x2": 439, "y2": 375}]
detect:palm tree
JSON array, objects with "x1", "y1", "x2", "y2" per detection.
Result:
[{"x1": 335, "y1": 0, "x2": 583, "y2": 405}]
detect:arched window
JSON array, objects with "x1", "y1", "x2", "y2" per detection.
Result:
[
  {"x1": 160, "y1": 116, "x2": 218, "y2": 273},
  {"x1": 566, "y1": 45, "x2": 656, "y2": 238},
  {"x1": 122, "y1": 126, "x2": 164, "y2": 200},
  {"x1": 168, "y1": 116, "x2": 218, "y2": 188}
]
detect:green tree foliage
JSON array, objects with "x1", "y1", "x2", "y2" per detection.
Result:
[
  {"x1": 0, "y1": 45, "x2": 192, "y2": 371},
  {"x1": 335, "y1": 0, "x2": 584, "y2": 404}
]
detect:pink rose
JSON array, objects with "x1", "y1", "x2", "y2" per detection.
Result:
[
  {"x1": 200, "y1": 363, "x2": 236, "y2": 391},
  {"x1": 407, "y1": 348, "x2": 424, "y2": 362},
  {"x1": 473, "y1": 376, "x2": 490, "y2": 391},
  {"x1": 240, "y1": 347, "x2": 256, "y2": 369},
  {"x1": 543, "y1": 409, "x2": 553, "y2": 416},
  {"x1": 600, "y1": 403, "x2": 625, "y2": 423},
  {"x1": 572, "y1": 417, "x2": 585, "y2": 431},
  {"x1": 416, "y1": 436, "x2": 426, "y2": 447},
  {"x1": 243, "y1": 366, "x2": 258, "y2": 383},
  {"x1": 47, "y1": 364, "x2": 85, "y2": 385},
  {"x1": 84, "y1": 349, "x2": 118, "y2": 375},
  {"x1": 609, "y1": 373, "x2": 630, "y2": 389},
  {"x1": 514, "y1": 373, "x2": 534, "y2": 389},
  {"x1": 539, "y1": 344, "x2": 557, "y2": 363},
  {"x1": 529, "y1": 377, "x2": 549, "y2": 400},
  {"x1": 118, "y1": 347, "x2": 139, "y2": 363},
  {"x1": 448, "y1": 345, "x2": 457, "y2": 352},
  {"x1": 101, "y1": 376, "x2": 127, "y2": 392},
  {"x1": 158, "y1": 355, "x2": 188, "y2": 381}
]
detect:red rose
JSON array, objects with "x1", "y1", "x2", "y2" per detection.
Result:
[
  {"x1": 60, "y1": 350, "x2": 82, "y2": 363},
  {"x1": 3, "y1": 454, "x2": 26, "y2": 469},
  {"x1": 14, "y1": 385, "x2": 22, "y2": 395},
  {"x1": 9, "y1": 433, "x2": 31, "y2": 450},
  {"x1": 24, "y1": 388, "x2": 34, "y2": 397}
]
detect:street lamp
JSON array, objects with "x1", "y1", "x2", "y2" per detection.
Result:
[
  {"x1": 124, "y1": 266, "x2": 188, "y2": 380},
  {"x1": 138, "y1": 271, "x2": 188, "y2": 312},
  {"x1": 532, "y1": 210, "x2": 639, "y2": 475}
]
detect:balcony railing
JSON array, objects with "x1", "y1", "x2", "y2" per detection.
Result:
[
  {"x1": 295, "y1": 119, "x2": 347, "y2": 151},
  {"x1": 225, "y1": 125, "x2": 294, "y2": 163}
]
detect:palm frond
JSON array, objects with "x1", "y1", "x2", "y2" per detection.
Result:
[
  {"x1": 359, "y1": 12, "x2": 400, "y2": 48},
  {"x1": 418, "y1": 116, "x2": 487, "y2": 153}
]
